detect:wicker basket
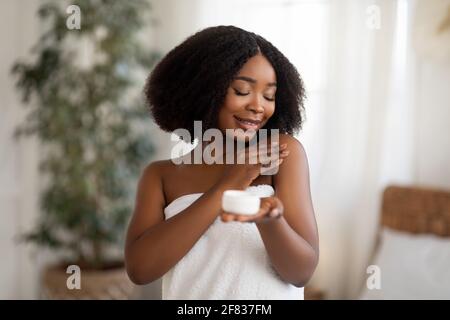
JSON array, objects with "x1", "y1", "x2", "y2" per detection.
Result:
[
  {"x1": 380, "y1": 185, "x2": 450, "y2": 236},
  {"x1": 42, "y1": 263, "x2": 139, "y2": 300}
]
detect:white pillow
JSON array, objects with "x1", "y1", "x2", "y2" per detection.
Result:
[{"x1": 360, "y1": 227, "x2": 450, "y2": 300}]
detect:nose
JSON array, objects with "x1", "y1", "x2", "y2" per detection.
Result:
[{"x1": 246, "y1": 95, "x2": 265, "y2": 114}]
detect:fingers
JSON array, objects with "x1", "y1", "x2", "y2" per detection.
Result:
[
  {"x1": 221, "y1": 206, "x2": 268, "y2": 223},
  {"x1": 245, "y1": 142, "x2": 286, "y2": 155},
  {"x1": 235, "y1": 209, "x2": 267, "y2": 222},
  {"x1": 256, "y1": 142, "x2": 287, "y2": 155},
  {"x1": 259, "y1": 158, "x2": 284, "y2": 175},
  {"x1": 279, "y1": 146, "x2": 290, "y2": 158},
  {"x1": 254, "y1": 197, "x2": 283, "y2": 220},
  {"x1": 246, "y1": 143, "x2": 289, "y2": 165},
  {"x1": 269, "y1": 208, "x2": 281, "y2": 218},
  {"x1": 220, "y1": 212, "x2": 236, "y2": 222},
  {"x1": 259, "y1": 143, "x2": 288, "y2": 160},
  {"x1": 271, "y1": 196, "x2": 284, "y2": 214}
]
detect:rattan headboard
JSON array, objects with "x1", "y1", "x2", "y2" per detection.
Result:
[{"x1": 381, "y1": 185, "x2": 450, "y2": 237}]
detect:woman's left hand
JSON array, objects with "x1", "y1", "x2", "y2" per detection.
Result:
[{"x1": 220, "y1": 196, "x2": 284, "y2": 224}]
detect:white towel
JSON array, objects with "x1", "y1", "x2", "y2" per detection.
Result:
[{"x1": 161, "y1": 184, "x2": 304, "y2": 300}]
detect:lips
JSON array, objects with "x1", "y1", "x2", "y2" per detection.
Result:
[{"x1": 234, "y1": 116, "x2": 262, "y2": 130}]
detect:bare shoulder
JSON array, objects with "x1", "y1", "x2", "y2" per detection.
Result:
[
  {"x1": 141, "y1": 158, "x2": 185, "y2": 200},
  {"x1": 274, "y1": 133, "x2": 310, "y2": 185},
  {"x1": 278, "y1": 133, "x2": 307, "y2": 161},
  {"x1": 126, "y1": 160, "x2": 172, "y2": 247},
  {"x1": 141, "y1": 159, "x2": 174, "y2": 180}
]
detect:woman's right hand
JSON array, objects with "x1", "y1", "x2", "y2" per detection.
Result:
[{"x1": 215, "y1": 142, "x2": 290, "y2": 190}]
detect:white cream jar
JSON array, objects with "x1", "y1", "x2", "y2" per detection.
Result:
[{"x1": 221, "y1": 190, "x2": 261, "y2": 215}]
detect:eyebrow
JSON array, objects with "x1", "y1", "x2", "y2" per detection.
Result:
[{"x1": 233, "y1": 76, "x2": 277, "y2": 87}]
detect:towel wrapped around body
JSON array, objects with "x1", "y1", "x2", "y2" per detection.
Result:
[{"x1": 161, "y1": 184, "x2": 304, "y2": 300}]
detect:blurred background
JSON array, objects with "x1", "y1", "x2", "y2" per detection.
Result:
[{"x1": 1, "y1": 0, "x2": 449, "y2": 300}]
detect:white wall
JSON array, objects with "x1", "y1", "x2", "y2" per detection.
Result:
[{"x1": 0, "y1": 0, "x2": 41, "y2": 299}]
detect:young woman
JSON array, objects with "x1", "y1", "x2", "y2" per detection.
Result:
[{"x1": 125, "y1": 25, "x2": 319, "y2": 300}]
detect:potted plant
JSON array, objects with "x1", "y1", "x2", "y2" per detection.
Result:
[{"x1": 11, "y1": 0, "x2": 159, "y2": 299}]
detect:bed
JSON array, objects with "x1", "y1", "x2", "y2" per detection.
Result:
[{"x1": 360, "y1": 184, "x2": 450, "y2": 299}]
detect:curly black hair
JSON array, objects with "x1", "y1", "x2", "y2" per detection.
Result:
[{"x1": 145, "y1": 25, "x2": 305, "y2": 141}]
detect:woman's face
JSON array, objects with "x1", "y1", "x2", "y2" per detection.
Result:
[{"x1": 218, "y1": 53, "x2": 277, "y2": 141}]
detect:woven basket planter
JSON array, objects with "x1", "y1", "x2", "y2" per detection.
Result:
[{"x1": 42, "y1": 263, "x2": 139, "y2": 300}]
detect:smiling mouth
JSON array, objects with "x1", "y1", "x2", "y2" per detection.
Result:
[{"x1": 233, "y1": 116, "x2": 263, "y2": 128}]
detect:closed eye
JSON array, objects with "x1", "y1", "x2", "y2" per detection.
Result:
[
  {"x1": 233, "y1": 88, "x2": 249, "y2": 96},
  {"x1": 233, "y1": 88, "x2": 275, "y2": 101}
]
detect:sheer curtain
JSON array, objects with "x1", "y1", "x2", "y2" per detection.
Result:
[
  {"x1": 312, "y1": 0, "x2": 417, "y2": 299},
  {"x1": 313, "y1": 0, "x2": 449, "y2": 299}
]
